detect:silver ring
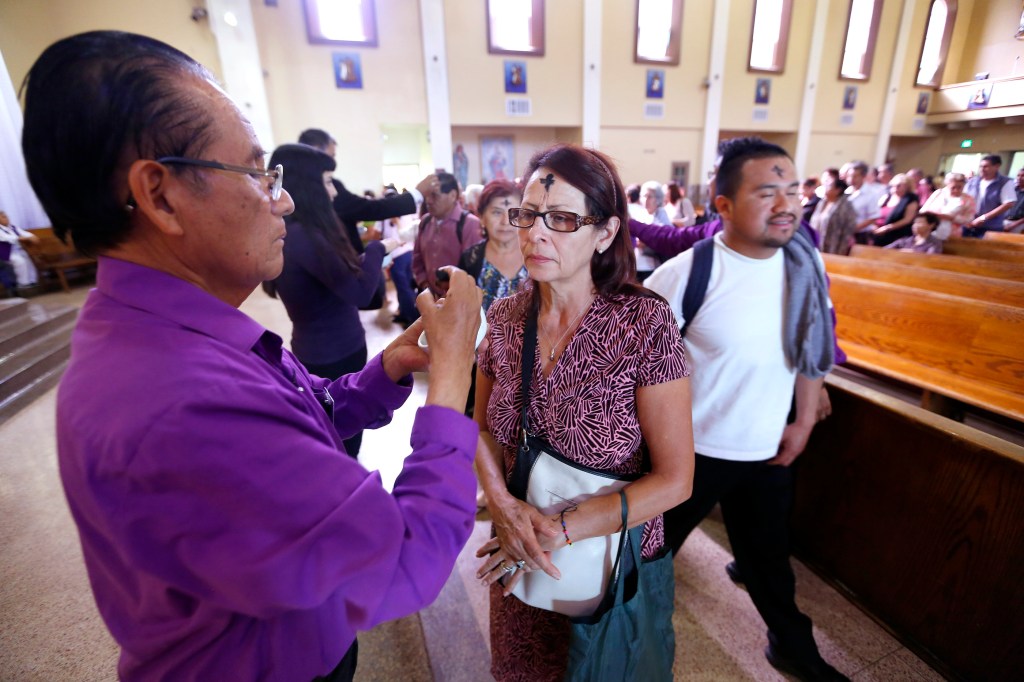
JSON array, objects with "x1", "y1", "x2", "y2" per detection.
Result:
[
  {"x1": 515, "y1": 560, "x2": 526, "y2": 570},
  {"x1": 501, "y1": 562, "x2": 516, "y2": 574}
]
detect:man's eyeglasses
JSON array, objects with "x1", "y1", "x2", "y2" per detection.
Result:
[
  {"x1": 508, "y1": 207, "x2": 603, "y2": 233},
  {"x1": 157, "y1": 157, "x2": 284, "y2": 200}
]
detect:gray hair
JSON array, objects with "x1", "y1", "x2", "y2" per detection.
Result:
[{"x1": 640, "y1": 180, "x2": 665, "y2": 206}]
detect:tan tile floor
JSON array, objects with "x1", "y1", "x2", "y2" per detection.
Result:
[{"x1": 0, "y1": 284, "x2": 946, "y2": 681}]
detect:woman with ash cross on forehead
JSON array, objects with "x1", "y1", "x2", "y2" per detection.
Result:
[
  {"x1": 458, "y1": 179, "x2": 528, "y2": 313},
  {"x1": 471, "y1": 143, "x2": 694, "y2": 680}
]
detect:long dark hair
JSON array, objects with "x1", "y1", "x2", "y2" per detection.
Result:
[
  {"x1": 521, "y1": 144, "x2": 650, "y2": 300},
  {"x1": 269, "y1": 143, "x2": 360, "y2": 274}
]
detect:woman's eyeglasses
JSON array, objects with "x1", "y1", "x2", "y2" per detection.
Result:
[
  {"x1": 157, "y1": 157, "x2": 284, "y2": 200},
  {"x1": 508, "y1": 208, "x2": 603, "y2": 233}
]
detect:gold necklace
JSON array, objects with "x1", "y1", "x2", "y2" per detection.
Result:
[{"x1": 540, "y1": 299, "x2": 593, "y2": 362}]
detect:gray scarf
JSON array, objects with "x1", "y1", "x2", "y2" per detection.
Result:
[{"x1": 783, "y1": 228, "x2": 834, "y2": 378}]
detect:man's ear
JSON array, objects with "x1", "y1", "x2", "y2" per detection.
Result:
[
  {"x1": 126, "y1": 159, "x2": 187, "y2": 237},
  {"x1": 714, "y1": 194, "x2": 732, "y2": 221}
]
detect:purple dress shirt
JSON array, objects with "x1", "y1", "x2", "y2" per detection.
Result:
[{"x1": 56, "y1": 257, "x2": 478, "y2": 681}]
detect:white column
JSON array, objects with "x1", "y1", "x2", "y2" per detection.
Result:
[
  {"x1": 206, "y1": 0, "x2": 276, "y2": 151},
  {"x1": 794, "y1": 0, "x2": 831, "y2": 177},
  {"x1": 582, "y1": 0, "x2": 603, "y2": 148},
  {"x1": 701, "y1": 0, "x2": 730, "y2": 185},
  {"x1": 874, "y1": 0, "x2": 918, "y2": 166},
  {"x1": 419, "y1": 0, "x2": 453, "y2": 172}
]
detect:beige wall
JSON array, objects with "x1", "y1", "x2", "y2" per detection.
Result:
[
  {"x1": 251, "y1": 0, "x2": 429, "y2": 192},
  {"x1": 954, "y1": 0, "x2": 1024, "y2": 82},
  {"x1": 0, "y1": 0, "x2": 222, "y2": 88},
  {"x1": 3, "y1": 0, "x2": 1022, "y2": 197},
  {"x1": 445, "y1": 0, "x2": 583, "y2": 128}
]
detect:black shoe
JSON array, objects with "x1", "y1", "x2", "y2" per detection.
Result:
[
  {"x1": 725, "y1": 560, "x2": 744, "y2": 584},
  {"x1": 765, "y1": 644, "x2": 849, "y2": 682}
]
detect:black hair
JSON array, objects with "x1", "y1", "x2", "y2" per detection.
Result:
[
  {"x1": 715, "y1": 137, "x2": 791, "y2": 200},
  {"x1": 917, "y1": 212, "x2": 940, "y2": 229},
  {"x1": 981, "y1": 154, "x2": 1002, "y2": 166},
  {"x1": 22, "y1": 31, "x2": 216, "y2": 256},
  {"x1": 437, "y1": 172, "x2": 460, "y2": 195},
  {"x1": 298, "y1": 129, "x2": 335, "y2": 152},
  {"x1": 625, "y1": 184, "x2": 641, "y2": 203},
  {"x1": 269, "y1": 144, "x2": 360, "y2": 275}
]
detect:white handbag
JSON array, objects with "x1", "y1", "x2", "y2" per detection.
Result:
[{"x1": 507, "y1": 310, "x2": 642, "y2": 618}]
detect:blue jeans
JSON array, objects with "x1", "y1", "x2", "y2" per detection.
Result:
[{"x1": 390, "y1": 251, "x2": 419, "y2": 323}]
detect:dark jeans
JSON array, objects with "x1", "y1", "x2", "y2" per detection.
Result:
[
  {"x1": 663, "y1": 454, "x2": 821, "y2": 662},
  {"x1": 313, "y1": 639, "x2": 358, "y2": 682},
  {"x1": 390, "y1": 251, "x2": 419, "y2": 323},
  {"x1": 303, "y1": 345, "x2": 368, "y2": 458}
]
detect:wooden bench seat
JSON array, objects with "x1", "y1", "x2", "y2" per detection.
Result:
[
  {"x1": 849, "y1": 244, "x2": 1024, "y2": 281},
  {"x1": 823, "y1": 253, "x2": 1024, "y2": 308},
  {"x1": 828, "y1": 273, "x2": 1024, "y2": 421},
  {"x1": 793, "y1": 373, "x2": 1024, "y2": 682},
  {"x1": 984, "y1": 230, "x2": 1024, "y2": 244},
  {"x1": 941, "y1": 236, "x2": 1024, "y2": 262},
  {"x1": 21, "y1": 228, "x2": 96, "y2": 293}
]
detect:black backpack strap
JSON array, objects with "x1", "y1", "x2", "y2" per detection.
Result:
[
  {"x1": 680, "y1": 237, "x2": 715, "y2": 338},
  {"x1": 456, "y1": 210, "x2": 469, "y2": 244}
]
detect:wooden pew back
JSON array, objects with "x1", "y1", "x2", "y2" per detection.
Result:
[
  {"x1": 829, "y1": 273, "x2": 1024, "y2": 420},
  {"x1": 21, "y1": 227, "x2": 96, "y2": 292},
  {"x1": 984, "y1": 231, "x2": 1024, "y2": 244},
  {"x1": 849, "y1": 244, "x2": 1024, "y2": 281},
  {"x1": 823, "y1": 253, "x2": 1024, "y2": 308},
  {"x1": 794, "y1": 374, "x2": 1024, "y2": 682},
  {"x1": 942, "y1": 236, "x2": 1024, "y2": 262}
]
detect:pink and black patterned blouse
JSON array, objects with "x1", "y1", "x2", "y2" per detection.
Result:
[{"x1": 479, "y1": 289, "x2": 690, "y2": 558}]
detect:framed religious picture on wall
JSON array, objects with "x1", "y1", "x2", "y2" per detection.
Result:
[
  {"x1": 843, "y1": 85, "x2": 857, "y2": 110},
  {"x1": 504, "y1": 61, "x2": 527, "y2": 93},
  {"x1": 646, "y1": 69, "x2": 665, "y2": 99},
  {"x1": 333, "y1": 52, "x2": 363, "y2": 89},
  {"x1": 755, "y1": 78, "x2": 771, "y2": 105},
  {"x1": 480, "y1": 136, "x2": 515, "y2": 183},
  {"x1": 916, "y1": 92, "x2": 930, "y2": 114}
]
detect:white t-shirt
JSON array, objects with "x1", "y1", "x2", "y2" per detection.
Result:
[
  {"x1": 845, "y1": 184, "x2": 883, "y2": 225},
  {"x1": 973, "y1": 177, "x2": 1018, "y2": 206},
  {"x1": 645, "y1": 234, "x2": 796, "y2": 461}
]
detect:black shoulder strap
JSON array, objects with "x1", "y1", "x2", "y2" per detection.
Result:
[
  {"x1": 680, "y1": 237, "x2": 715, "y2": 338},
  {"x1": 456, "y1": 210, "x2": 469, "y2": 244},
  {"x1": 508, "y1": 308, "x2": 539, "y2": 501}
]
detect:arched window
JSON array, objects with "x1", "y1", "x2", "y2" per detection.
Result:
[
  {"x1": 916, "y1": 0, "x2": 958, "y2": 87},
  {"x1": 748, "y1": 0, "x2": 794, "y2": 73},
  {"x1": 303, "y1": 0, "x2": 378, "y2": 47},
  {"x1": 487, "y1": 0, "x2": 545, "y2": 56},
  {"x1": 635, "y1": 0, "x2": 684, "y2": 65},
  {"x1": 839, "y1": 0, "x2": 883, "y2": 80}
]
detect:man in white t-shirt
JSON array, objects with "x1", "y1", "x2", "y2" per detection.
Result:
[{"x1": 646, "y1": 138, "x2": 847, "y2": 682}]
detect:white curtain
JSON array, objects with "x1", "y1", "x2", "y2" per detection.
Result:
[{"x1": 0, "y1": 48, "x2": 49, "y2": 230}]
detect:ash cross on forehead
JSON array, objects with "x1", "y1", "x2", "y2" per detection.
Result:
[
  {"x1": 541, "y1": 173, "x2": 555, "y2": 191},
  {"x1": 772, "y1": 164, "x2": 785, "y2": 178},
  {"x1": 500, "y1": 197, "x2": 513, "y2": 207}
]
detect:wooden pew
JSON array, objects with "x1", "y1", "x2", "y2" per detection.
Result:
[
  {"x1": 828, "y1": 273, "x2": 1024, "y2": 422},
  {"x1": 984, "y1": 230, "x2": 1024, "y2": 244},
  {"x1": 823, "y1": 253, "x2": 1024, "y2": 308},
  {"x1": 849, "y1": 244, "x2": 1024, "y2": 281},
  {"x1": 793, "y1": 373, "x2": 1024, "y2": 682},
  {"x1": 941, "y1": 236, "x2": 1024, "y2": 263},
  {"x1": 20, "y1": 228, "x2": 96, "y2": 293}
]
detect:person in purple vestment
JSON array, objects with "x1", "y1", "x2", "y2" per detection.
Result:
[{"x1": 23, "y1": 31, "x2": 484, "y2": 682}]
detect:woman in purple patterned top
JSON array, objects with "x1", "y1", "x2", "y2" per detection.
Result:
[{"x1": 473, "y1": 144, "x2": 695, "y2": 681}]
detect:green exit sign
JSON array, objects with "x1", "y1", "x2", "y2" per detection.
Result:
[{"x1": 961, "y1": 139, "x2": 973, "y2": 148}]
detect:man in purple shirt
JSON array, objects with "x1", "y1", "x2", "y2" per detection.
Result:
[
  {"x1": 23, "y1": 31, "x2": 483, "y2": 682},
  {"x1": 413, "y1": 172, "x2": 483, "y2": 296}
]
